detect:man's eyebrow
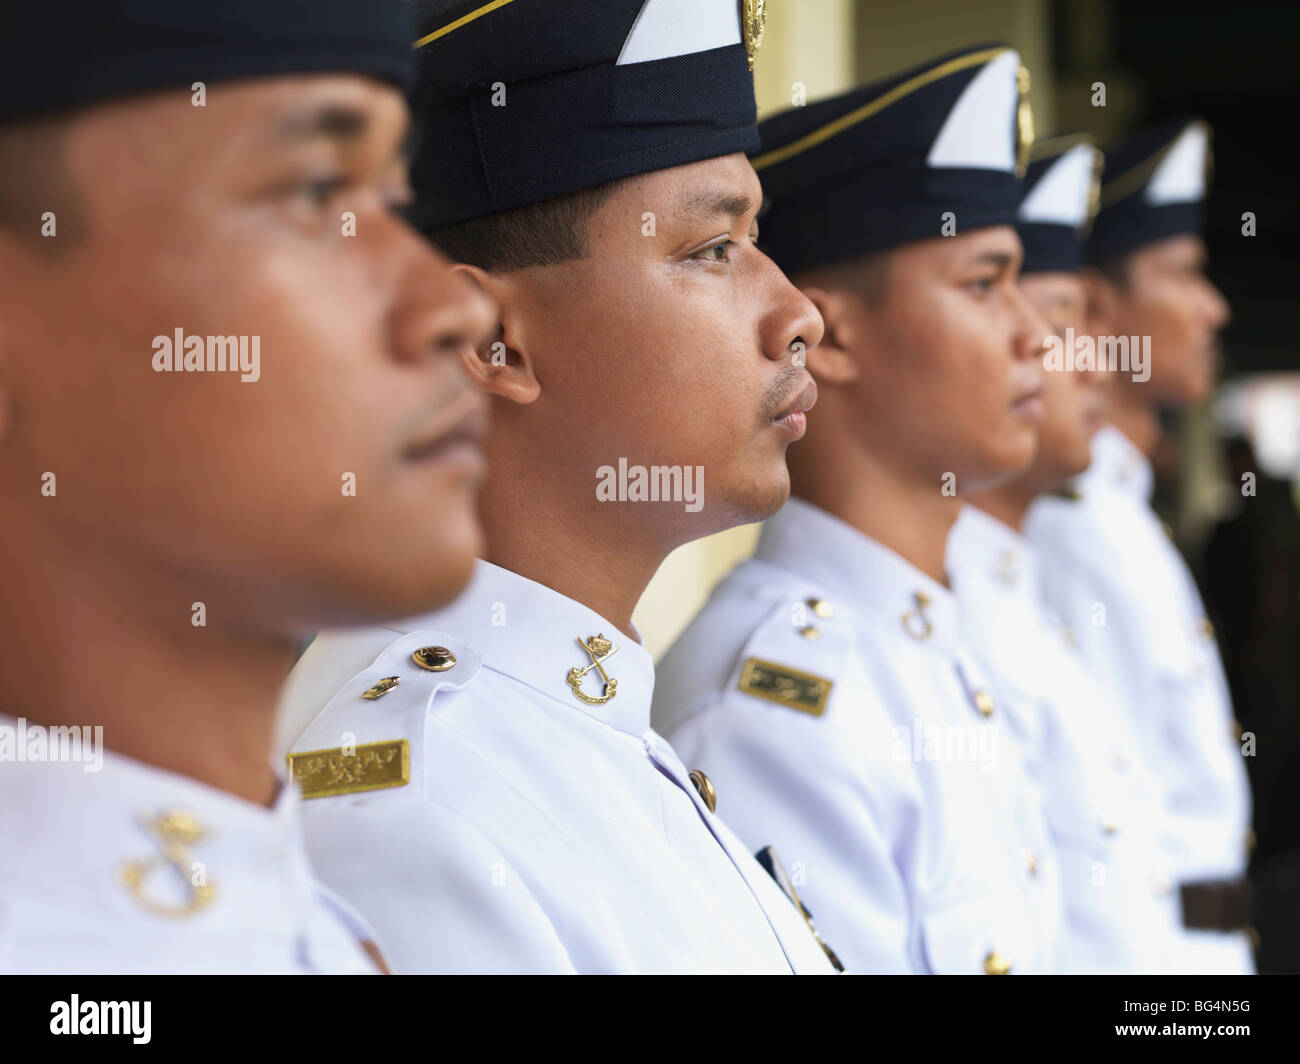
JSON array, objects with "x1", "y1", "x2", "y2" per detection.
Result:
[
  {"x1": 1039, "y1": 293, "x2": 1078, "y2": 309},
  {"x1": 678, "y1": 189, "x2": 756, "y2": 224},
  {"x1": 276, "y1": 103, "x2": 371, "y2": 141},
  {"x1": 967, "y1": 251, "x2": 1016, "y2": 270}
]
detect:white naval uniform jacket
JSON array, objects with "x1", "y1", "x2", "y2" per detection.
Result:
[
  {"x1": 276, "y1": 561, "x2": 837, "y2": 975},
  {"x1": 652, "y1": 499, "x2": 1066, "y2": 974},
  {"x1": 0, "y1": 716, "x2": 379, "y2": 974},
  {"x1": 1025, "y1": 426, "x2": 1254, "y2": 973},
  {"x1": 948, "y1": 505, "x2": 1183, "y2": 972}
]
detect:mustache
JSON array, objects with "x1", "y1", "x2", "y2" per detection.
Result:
[{"x1": 758, "y1": 365, "x2": 814, "y2": 424}]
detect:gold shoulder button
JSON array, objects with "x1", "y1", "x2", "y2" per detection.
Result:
[
  {"x1": 689, "y1": 769, "x2": 717, "y2": 813},
  {"x1": 983, "y1": 950, "x2": 1012, "y2": 975},
  {"x1": 412, "y1": 645, "x2": 457, "y2": 671},
  {"x1": 737, "y1": 657, "x2": 832, "y2": 716},
  {"x1": 805, "y1": 597, "x2": 834, "y2": 619}
]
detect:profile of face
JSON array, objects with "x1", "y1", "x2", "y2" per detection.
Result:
[
  {"x1": 1086, "y1": 234, "x2": 1230, "y2": 404},
  {"x1": 811, "y1": 226, "x2": 1048, "y2": 495},
  {"x1": 0, "y1": 76, "x2": 495, "y2": 635},
  {"x1": 1019, "y1": 271, "x2": 1108, "y2": 487},
  {"x1": 462, "y1": 152, "x2": 823, "y2": 541}
]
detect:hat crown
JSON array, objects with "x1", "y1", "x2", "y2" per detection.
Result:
[
  {"x1": 617, "y1": 0, "x2": 741, "y2": 65},
  {"x1": 1145, "y1": 122, "x2": 1209, "y2": 205},
  {"x1": 408, "y1": 0, "x2": 760, "y2": 227},
  {"x1": 1085, "y1": 117, "x2": 1211, "y2": 264},
  {"x1": 927, "y1": 48, "x2": 1021, "y2": 173},
  {"x1": 750, "y1": 44, "x2": 1029, "y2": 272},
  {"x1": 1020, "y1": 142, "x2": 1099, "y2": 227}
]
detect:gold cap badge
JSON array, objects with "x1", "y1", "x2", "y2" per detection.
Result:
[
  {"x1": 1015, "y1": 65, "x2": 1035, "y2": 177},
  {"x1": 742, "y1": 0, "x2": 766, "y2": 70}
]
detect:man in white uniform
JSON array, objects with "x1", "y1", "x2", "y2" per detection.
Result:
[
  {"x1": 948, "y1": 136, "x2": 1184, "y2": 971},
  {"x1": 0, "y1": 0, "x2": 494, "y2": 972},
  {"x1": 280, "y1": 0, "x2": 838, "y2": 974},
  {"x1": 652, "y1": 46, "x2": 1067, "y2": 973},
  {"x1": 1025, "y1": 119, "x2": 1254, "y2": 973}
]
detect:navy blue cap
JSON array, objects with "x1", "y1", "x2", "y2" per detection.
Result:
[
  {"x1": 408, "y1": 0, "x2": 767, "y2": 229},
  {"x1": 0, "y1": 1, "x2": 415, "y2": 122},
  {"x1": 1085, "y1": 117, "x2": 1211, "y2": 265},
  {"x1": 752, "y1": 44, "x2": 1033, "y2": 275},
  {"x1": 1016, "y1": 135, "x2": 1102, "y2": 274}
]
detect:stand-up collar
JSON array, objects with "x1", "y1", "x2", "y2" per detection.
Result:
[
  {"x1": 0, "y1": 715, "x2": 322, "y2": 935},
  {"x1": 1079, "y1": 424, "x2": 1154, "y2": 502},
  {"x1": 755, "y1": 497, "x2": 963, "y2": 658},
  {"x1": 948, "y1": 505, "x2": 1042, "y2": 607},
  {"x1": 404, "y1": 561, "x2": 657, "y2": 739}
]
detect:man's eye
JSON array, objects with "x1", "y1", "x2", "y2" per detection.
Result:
[
  {"x1": 965, "y1": 277, "x2": 995, "y2": 295},
  {"x1": 298, "y1": 176, "x2": 348, "y2": 208},
  {"x1": 692, "y1": 239, "x2": 735, "y2": 263}
]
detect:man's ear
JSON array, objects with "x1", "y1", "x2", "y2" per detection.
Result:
[
  {"x1": 1080, "y1": 266, "x2": 1119, "y2": 338},
  {"x1": 798, "y1": 286, "x2": 861, "y2": 385},
  {"x1": 451, "y1": 264, "x2": 540, "y2": 405}
]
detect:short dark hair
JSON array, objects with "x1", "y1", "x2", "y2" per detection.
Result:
[
  {"x1": 1089, "y1": 255, "x2": 1132, "y2": 289},
  {"x1": 794, "y1": 248, "x2": 894, "y2": 308},
  {"x1": 0, "y1": 112, "x2": 82, "y2": 247},
  {"x1": 428, "y1": 179, "x2": 625, "y2": 272}
]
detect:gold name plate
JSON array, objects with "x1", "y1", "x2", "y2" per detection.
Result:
[
  {"x1": 737, "y1": 657, "x2": 833, "y2": 717},
  {"x1": 288, "y1": 739, "x2": 410, "y2": 799}
]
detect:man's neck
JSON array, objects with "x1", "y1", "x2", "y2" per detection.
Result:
[
  {"x1": 0, "y1": 540, "x2": 293, "y2": 806},
  {"x1": 968, "y1": 476, "x2": 1042, "y2": 534},
  {"x1": 788, "y1": 430, "x2": 960, "y2": 585},
  {"x1": 1107, "y1": 386, "x2": 1162, "y2": 459},
  {"x1": 478, "y1": 479, "x2": 666, "y2": 640}
]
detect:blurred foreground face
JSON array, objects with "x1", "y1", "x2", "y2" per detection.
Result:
[
  {"x1": 1093, "y1": 234, "x2": 1230, "y2": 405},
  {"x1": 847, "y1": 226, "x2": 1049, "y2": 494},
  {"x1": 1022, "y1": 271, "x2": 1108, "y2": 486},
  {"x1": 0, "y1": 75, "x2": 495, "y2": 635}
]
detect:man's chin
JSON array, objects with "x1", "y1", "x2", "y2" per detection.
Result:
[
  {"x1": 700, "y1": 472, "x2": 791, "y2": 533},
  {"x1": 1061, "y1": 446, "x2": 1094, "y2": 483},
  {"x1": 748, "y1": 471, "x2": 792, "y2": 522}
]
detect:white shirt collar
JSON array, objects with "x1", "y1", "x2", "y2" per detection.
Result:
[
  {"x1": 0, "y1": 715, "x2": 323, "y2": 932},
  {"x1": 948, "y1": 504, "x2": 1041, "y2": 606},
  {"x1": 1078, "y1": 424, "x2": 1154, "y2": 502},
  {"x1": 755, "y1": 497, "x2": 962, "y2": 656},
  {"x1": 399, "y1": 560, "x2": 656, "y2": 738}
]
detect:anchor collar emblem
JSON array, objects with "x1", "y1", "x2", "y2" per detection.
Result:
[{"x1": 566, "y1": 633, "x2": 620, "y2": 705}]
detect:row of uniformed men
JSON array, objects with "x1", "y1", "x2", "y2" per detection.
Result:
[{"x1": 0, "y1": 0, "x2": 1252, "y2": 974}]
